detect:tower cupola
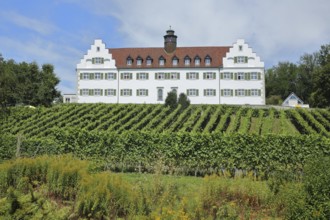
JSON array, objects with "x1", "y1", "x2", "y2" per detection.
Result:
[{"x1": 164, "y1": 28, "x2": 177, "y2": 53}]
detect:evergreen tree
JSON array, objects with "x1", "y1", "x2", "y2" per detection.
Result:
[
  {"x1": 164, "y1": 91, "x2": 178, "y2": 109},
  {"x1": 178, "y1": 93, "x2": 190, "y2": 109}
]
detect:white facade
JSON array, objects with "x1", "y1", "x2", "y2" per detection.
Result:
[{"x1": 75, "y1": 32, "x2": 265, "y2": 105}]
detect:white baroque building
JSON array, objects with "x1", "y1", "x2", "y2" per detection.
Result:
[{"x1": 72, "y1": 29, "x2": 265, "y2": 105}]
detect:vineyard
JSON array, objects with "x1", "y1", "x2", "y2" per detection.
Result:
[{"x1": 1, "y1": 103, "x2": 330, "y2": 138}]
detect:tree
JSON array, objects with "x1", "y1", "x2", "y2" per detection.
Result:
[
  {"x1": 164, "y1": 91, "x2": 178, "y2": 109},
  {"x1": 178, "y1": 93, "x2": 190, "y2": 109}
]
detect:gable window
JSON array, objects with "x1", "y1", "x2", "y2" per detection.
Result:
[
  {"x1": 146, "y1": 56, "x2": 152, "y2": 65},
  {"x1": 105, "y1": 72, "x2": 116, "y2": 80},
  {"x1": 194, "y1": 56, "x2": 201, "y2": 66},
  {"x1": 187, "y1": 89, "x2": 199, "y2": 96},
  {"x1": 120, "y1": 89, "x2": 132, "y2": 96},
  {"x1": 239, "y1": 45, "x2": 243, "y2": 51},
  {"x1": 105, "y1": 89, "x2": 116, "y2": 96},
  {"x1": 184, "y1": 56, "x2": 191, "y2": 66},
  {"x1": 94, "y1": 89, "x2": 102, "y2": 96},
  {"x1": 92, "y1": 57, "x2": 104, "y2": 64},
  {"x1": 172, "y1": 57, "x2": 178, "y2": 66},
  {"x1": 137, "y1": 89, "x2": 148, "y2": 96},
  {"x1": 236, "y1": 89, "x2": 245, "y2": 96},
  {"x1": 155, "y1": 72, "x2": 165, "y2": 80},
  {"x1": 159, "y1": 56, "x2": 165, "y2": 66},
  {"x1": 186, "y1": 72, "x2": 199, "y2": 80},
  {"x1": 203, "y1": 72, "x2": 216, "y2": 80},
  {"x1": 136, "y1": 57, "x2": 143, "y2": 66},
  {"x1": 205, "y1": 56, "x2": 211, "y2": 66},
  {"x1": 121, "y1": 72, "x2": 133, "y2": 80},
  {"x1": 204, "y1": 89, "x2": 216, "y2": 96},
  {"x1": 237, "y1": 72, "x2": 245, "y2": 80},
  {"x1": 137, "y1": 72, "x2": 149, "y2": 80},
  {"x1": 96, "y1": 47, "x2": 100, "y2": 52},
  {"x1": 126, "y1": 57, "x2": 133, "y2": 65},
  {"x1": 234, "y1": 56, "x2": 247, "y2": 63}
]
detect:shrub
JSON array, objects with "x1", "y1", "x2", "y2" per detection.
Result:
[{"x1": 164, "y1": 91, "x2": 178, "y2": 109}]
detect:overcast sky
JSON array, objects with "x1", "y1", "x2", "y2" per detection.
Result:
[{"x1": 1, "y1": 0, "x2": 329, "y2": 94}]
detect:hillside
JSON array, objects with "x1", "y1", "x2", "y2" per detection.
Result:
[{"x1": 1, "y1": 104, "x2": 330, "y2": 138}]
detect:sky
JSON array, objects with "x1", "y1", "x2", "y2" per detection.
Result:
[{"x1": 0, "y1": 0, "x2": 329, "y2": 94}]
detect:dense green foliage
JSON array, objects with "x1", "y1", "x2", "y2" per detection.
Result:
[
  {"x1": 266, "y1": 43, "x2": 330, "y2": 107},
  {"x1": 2, "y1": 104, "x2": 330, "y2": 138},
  {"x1": 0, "y1": 54, "x2": 60, "y2": 109}
]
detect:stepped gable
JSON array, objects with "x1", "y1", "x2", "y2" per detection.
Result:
[{"x1": 109, "y1": 46, "x2": 230, "y2": 69}]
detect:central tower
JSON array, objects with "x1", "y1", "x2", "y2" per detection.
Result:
[{"x1": 164, "y1": 28, "x2": 177, "y2": 53}]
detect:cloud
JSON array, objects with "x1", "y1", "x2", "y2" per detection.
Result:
[{"x1": 0, "y1": 11, "x2": 57, "y2": 35}]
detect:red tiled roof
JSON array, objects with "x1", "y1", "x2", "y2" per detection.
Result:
[{"x1": 109, "y1": 46, "x2": 230, "y2": 69}]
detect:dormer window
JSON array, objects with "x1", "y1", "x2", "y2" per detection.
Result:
[
  {"x1": 159, "y1": 56, "x2": 165, "y2": 66},
  {"x1": 205, "y1": 55, "x2": 211, "y2": 66},
  {"x1": 194, "y1": 56, "x2": 201, "y2": 66},
  {"x1": 126, "y1": 56, "x2": 133, "y2": 65},
  {"x1": 172, "y1": 56, "x2": 178, "y2": 66},
  {"x1": 184, "y1": 56, "x2": 191, "y2": 66},
  {"x1": 136, "y1": 56, "x2": 143, "y2": 66},
  {"x1": 146, "y1": 56, "x2": 152, "y2": 65}
]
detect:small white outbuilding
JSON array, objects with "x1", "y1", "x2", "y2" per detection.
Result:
[{"x1": 282, "y1": 92, "x2": 309, "y2": 108}]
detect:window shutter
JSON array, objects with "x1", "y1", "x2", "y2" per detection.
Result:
[
  {"x1": 221, "y1": 89, "x2": 224, "y2": 96},
  {"x1": 155, "y1": 73, "x2": 158, "y2": 79},
  {"x1": 177, "y1": 73, "x2": 180, "y2": 79},
  {"x1": 258, "y1": 90, "x2": 261, "y2": 96},
  {"x1": 121, "y1": 73, "x2": 123, "y2": 79},
  {"x1": 120, "y1": 89, "x2": 123, "y2": 96},
  {"x1": 235, "y1": 90, "x2": 237, "y2": 96},
  {"x1": 245, "y1": 56, "x2": 248, "y2": 63},
  {"x1": 80, "y1": 73, "x2": 83, "y2": 80},
  {"x1": 246, "y1": 72, "x2": 250, "y2": 80},
  {"x1": 105, "y1": 73, "x2": 108, "y2": 80},
  {"x1": 101, "y1": 89, "x2": 103, "y2": 96},
  {"x1": 80, "y1": 89, "x2": 82, "y2": 96},
  {"x1": 213, "y1": 89, "x2": 216, "y2": 96},
  {"x1": 196, "y1": 73, "x2": 199, "y2": 79},
  {"x1": 101, "y1": 73, "x2": 104, "y2": 79},
  {"x1": 186, "y1": 72, "x2": 189, "y2": 79},
  {"x1": 90, "y1": 73, "x2": 94, "y2": 80},
  {"x1": 137, "y1": 89, "x2": 139, "y2": 96},
  {"x1": 113, "y1": 73, "x2": 116, "y2": 80},
  {"x1": 146, "y1": 89, "x2": 148, "y2": 96},
  {"x1": 234, "y1": 57, "x2": 237, "y2": 63},
  {"x1": 92, "y1": 58, "x2": 95, "y2": 64},
  {"x1": 231, "y1": 72, "x2": 233, "y2": 79},
  {"x1": 146, "y1": 73, "x2": 149, "y2": 80},
  {"x1": 234, "y1": 72, "x2": 237, "y2": 80},
  {"x1": 89, "y1": 89, "x2": 93, "y2": 96},
  {"x1": 220, "y1": 72, "x2": 223, "y2": 79},
  {"x1": 248, "y1": 90, "x2": 251, "y2": 96},
  {"x1": 113, "y1": 89, "x2": 116, "y2": 96},
  {"x1": 130, "y1": 73, "x2": 132, "y2": 79},
  {"x1": 213, "y1": 72, "x2": 216, "y2": 79},
  {"x1": 203, "y1": 72, "x2": 206, "y2": 79},
  {"x1": 105, "y1": 89, "x2": 108, "y2": 96},
  {"x1": 196, "y1": 89, "x2": 199, "y2": 96},
  {"x1": 137, "y1": 73, "x2": 140, "y2": 80},
  {"x1": 204, "y1": 89, "x2": 206, "y2": 96},
  {"x1": 129, "y1": 89, "x2": 132, "y2": 96},
  {"x1": 258, "y1": 72, "x2": 261, "y2": 80},
  {"x1": 231, "y1": 90, "x2": 233, "y2": 96}
]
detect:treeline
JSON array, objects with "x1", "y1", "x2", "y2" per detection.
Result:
[
  {"x1": 266, "y1": 44, "x2": 330, "y2": 107},
  {"x1": 0, "y1": 54, "x2": 60, "y2": 109}
]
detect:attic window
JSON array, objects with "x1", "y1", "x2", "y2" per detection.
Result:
[
  {"x1": 126, "y1": 57, "x2": 133, "y2": 65},
  {"x1": 184, "y1": 56, "x2": 191, "y2": 66},
  {"x1": 159, "y1": 57, "x2": 165, "y2": 66},
  {"x1": 136, "y1": 57, "x2": 143, "y2": 66},
  {"x1": 205, "y1": 56, "x2": 211, "y2": 66},
  {"x1": 146, "y1": 56, "x2": 152, "y2": 65},
  {"x1": 172, "y1": 57, "x2": 178, "y2": 66},
  {"x1": 194, "y1": 56, "x2": 201, "y2": 66}
]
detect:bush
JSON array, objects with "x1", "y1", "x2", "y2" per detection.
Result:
[
  {"x1": 178, "y1": 93, "x2": 190, "y2": 109},
  {"x1": 164, "y1": 91, "x2": 178, "y2": 109}
]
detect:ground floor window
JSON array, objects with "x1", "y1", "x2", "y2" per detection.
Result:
[
  {"x1": 187, "y1": 89, "x2": 199, "y2": 96},
  {"x1": 137, "y1": 89, "x2": 148, "y2": 96},
  {"x1": 120, "y1": 89, "x2": 132, "y2": 96},
  {"x1": 204, "y1": 89, "x2": 216, "y2": 96}
]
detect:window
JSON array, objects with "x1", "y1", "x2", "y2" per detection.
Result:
[
  {"x1": 157, "y1": 88, "x2": 163, "y2": 101},
  {"x1": 205, "y1": 56, "x2": 211, "y2": 66},
  {"x1": 203, "y1": 72, "x2": 216, "y2": 80},
  {"x1": 187, "y1": 89, "x2": 199, "y2": 96},
  {"x1": 250, "y1": 72, "x2": 258, "y2": 80},
  {"x1": 106, "y1": 72, "x2": 116, "y2": 80},
  {"x1": 194, "y1": 57, "x2": 201, "y2": 66},
  {"x1": 105, "y1": 89, "x2": 116, "y2": 96},
  {"x1": 137, "y1": 57, "x2": 142, "y2": 66},
  {"x1": 170, "y1": 72, "x2": 179, "y2": 80},
  {"x1": 120, "y1": 89, "x2": 132, "y2": 96},
  {"x1": 222, "y1": 89, "x2": 232, "y2": 96},
  {"x1": 137, "y1": 89, "x2": 148, "y2": 96},
  {"x1": 81, "y1": 89, "x2": 89, "y2": 96},
  {"x1": 121, "y1": 72, "x2": 133, "y2": 80},
  {"x1": 184, "y1": 57, "x2": 190, "y2": 66},
  {"x1": 235, "y1": 56, "x2": 247, "y2": 63},
  {"x1": 223, "y1": 72, "x2": 232, "y2": 80},
  {"x1": 251, "y1": 89, "x2": 260, "y2": 96},
  {"x1": 204, "y1": 89, "x2": 216, "y2": 96},
  {"x1": 186, "y1": 72, "x2": 199, "y2": 80},
  {"x1": 237, "y1": 72, "x2": 245, "y2": 80},
  {"x1": 146, "y1": 57, "x2": 152, "y2": 65},
  {"x1": 236, "y1": 89, "x2": 245, "y2": 96},
  {"x1": 239, "y1": 45, "x2": 243, "y2": 51},
  {"x1": 171, "y1": 87, "x2": 178, "y2": 94},
  {"x1": 82, "y1": 72, "x2": 89, "y2": 80},
  {"x1": 126, "y1": 57, "x2": 133, "y2": 65},
  {"x1": 155, "y1": 72, "x2": 165, "y2": 80},
  {"x1": 94, "y1": 89, "x2": 102, "y2": 96},
  {"x1": 94, "y1": 72, "x2": 102, "y2": 80},
  {"x1": 65, "y1": 98, "x2": 70, "y2": 103},
  {"x1": 172, "y1": 58, "x2": 178, "y2": 66},
  {"x1": 96, "y1": 47, "x2": 100, "y2": 52},
  {"x1": 137, "y1": 72, "x2": 149, "y2": 80},
  {"x1": 92, "y1": 57, "x2": 104, "y2": 64},
  {"x1": 159, "y1": 57, "x2": 165, "y2": 66}
]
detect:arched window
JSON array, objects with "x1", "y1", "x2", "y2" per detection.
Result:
[
  {"x1": 136, "y1": 56, "x2": 143, "y2": 66},
  {"x1": 159, "y1": 56, "x2": 165, "y2": 66},
  {"x1": 194, "y1": 56, "x2": 201, "y2": 66},
  {"x1": 157, "y1": 88, "x2": 163, "y2": 101},
  {"x1": 126, "y1": 56, "x2": 133, "y2": 65},
  {"x1": 184, "y1": 56, "x2": 191, "y2": 66},
  {"x1": 146, "y1": 56, "x2": 153, "y2": 65},
  {"x1": 172, "y1": 56, "x2": 179, "y2": 66},
  {"x1": 204, "y1": 55, "x2": 211, "y2": 66}
]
